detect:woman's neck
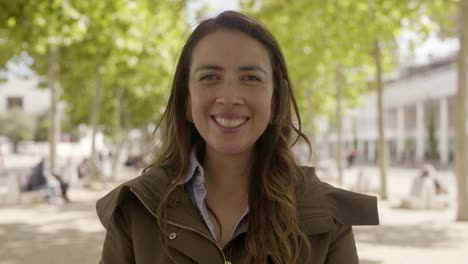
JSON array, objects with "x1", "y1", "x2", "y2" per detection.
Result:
[{"x1": 202, "y1": 148, "x2": 253, "y2": 198}]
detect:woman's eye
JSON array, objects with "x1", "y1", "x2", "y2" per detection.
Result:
[
  {"x1": 243, "y1": 75, "x2": 261, "y2": 82},
  {"x1": 200, "y1": 74, "x2": 218, "y2": 81}
]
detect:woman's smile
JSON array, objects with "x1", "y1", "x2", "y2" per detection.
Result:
[{"x1": 211, "y1": 115, "x2": 249, "y2": 129}]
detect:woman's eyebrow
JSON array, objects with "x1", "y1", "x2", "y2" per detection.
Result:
[
  {"x1": 193, "y1": 64, "x2": 268, "y2": 75},
  {"x1": 238, "y1": 65, "x2": 267, "y2": 75},
  {"x1": 194, "y1": 65, "x2": 223, "y2": 73}
]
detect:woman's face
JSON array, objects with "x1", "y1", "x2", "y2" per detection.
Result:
[{"x1": 188, "y1": 30, "x2": 274, "y2": 158}]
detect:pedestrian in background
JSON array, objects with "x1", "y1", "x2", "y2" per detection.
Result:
[
  {"x1": 97, "y1": 11, "x2": 379, "y2": 264},
  {"x1": 347, "y1": 148, "x2": 357, "y2": 168},
  {"x1": 77, "y1": 158, "x2": 90, "y2": 180}
]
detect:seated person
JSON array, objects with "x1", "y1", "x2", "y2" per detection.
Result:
[
  {"x1": 23, "y1": 159, "x2": 47, "y2": 192},
  {"x1": 399, "y1": 164, "x2": 449, "y2": 209},
  {"x1": 23, "y1": 158, "x2": 70, "y2": 203}
]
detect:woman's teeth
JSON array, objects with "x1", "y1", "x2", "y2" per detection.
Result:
[{"x1": 214, "y1": 117, "x2": 247, "y2": 128}]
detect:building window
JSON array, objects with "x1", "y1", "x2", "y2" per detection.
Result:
[{"x1": 7, "y1": 97, "x2": 23, "y2": 110}]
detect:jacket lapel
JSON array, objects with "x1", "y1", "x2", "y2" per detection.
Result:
[
  {"x1": 130, "y1": 167, "x2": 213, "y2": 237},
  {"x1": 101, "y1": 166, "x2": 222, "y2": 263}
]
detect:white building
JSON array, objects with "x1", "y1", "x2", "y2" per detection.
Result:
[
  {"x1": 0, "y1": 76, "x2": 50, "y2": 115},
  {"x1": 0, "y1": 76, "x2": 109, "y2": 158},
  {"x1": 325, "y1": 58, "x2": 457, "y2": 166}
]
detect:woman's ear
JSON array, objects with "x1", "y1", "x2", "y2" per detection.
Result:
[{"x1": 186, "y1": 97, "x2": 193, "y2": 123}]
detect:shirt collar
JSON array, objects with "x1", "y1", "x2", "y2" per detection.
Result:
[{"x1": 175, "y1": 147, "x2": 204, "y2": 186}]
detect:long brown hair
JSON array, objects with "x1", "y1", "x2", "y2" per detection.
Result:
[{"x1": 151, "y1": 11, "x2": 311, "y2": 263}]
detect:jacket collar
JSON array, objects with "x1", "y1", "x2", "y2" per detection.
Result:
[
  {"x1": 96, "y1": 166, "x2": 210, "y2": 237},
  {"x1": 96, "y1": 166, "x2": 378, "y2": 238},
  {"x1": 131, "y1": 166, "x2": 213, "y2": 237}
]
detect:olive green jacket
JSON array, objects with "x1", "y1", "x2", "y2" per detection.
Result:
[{"x1": 96, "y1": 166, "x2": 379, "y2": 264}]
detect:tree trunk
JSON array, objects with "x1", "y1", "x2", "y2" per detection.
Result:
[
  {"x1": 89, "y1": 70, "x2": 102, "y2": 181},
  {"x1": 456, "y1": 0, "x2": 468, "y2": 221},
  {"x1": 48, "y1": 46, "x2": 59, "y2": 173},
  {"x1": 111, "y1": 87, "x2": 124, "y2": 181},
  {"x1": 12, "y1": 138, "x2": 19, "y2": 154},
  {"x1": 374, "y1": 39, "x2": 388, "y2": 200},
  {"x1": 336, "y1": 65, "x2": 344, "y2": 186},
  {"x1": 125, "y1": 104, "x2": 132, "y2": 159}
]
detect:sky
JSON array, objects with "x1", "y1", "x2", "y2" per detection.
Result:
[
  {"x1": 205, "y1": 0, "x2": 239, "y2": 11},
  {"x1": 186, "y1": 0, "x2": 239, "y2": 25},
  {"x1": 398, "y1": 30, "x2": 459, "y2": 66}
]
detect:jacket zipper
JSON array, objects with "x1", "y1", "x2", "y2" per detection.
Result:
[{"x1": 129, "y1": 187, "x2": 229, "y2": 263}]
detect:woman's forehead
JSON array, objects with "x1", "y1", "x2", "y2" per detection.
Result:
[{"x1": 190, "y1": 30, "x2": 272, "y2": 72}]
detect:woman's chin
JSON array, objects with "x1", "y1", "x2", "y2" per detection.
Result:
[{"x1": 206, "y1": 144, "x2": 253, "y2": 157}]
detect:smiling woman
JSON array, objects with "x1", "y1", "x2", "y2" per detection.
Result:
[
  {"x1": 96, "y1": 11, "x2": 379, "y2": 264},
  {"x1": 188, "y1": 30, "x2": 273, "y2": 157}
]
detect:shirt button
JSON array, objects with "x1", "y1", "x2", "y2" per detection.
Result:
[{"x1": 169, "y1": 233, "x2": 177, "y2": 240}]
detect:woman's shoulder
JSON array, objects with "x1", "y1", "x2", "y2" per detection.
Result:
[
  {"x1": 297, "y1": 166, "x2": 379, "y2": 228},
  {"x1": 96, "y1": 166, "x2": 170, "y2": 230}
]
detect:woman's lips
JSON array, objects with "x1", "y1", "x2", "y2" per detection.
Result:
[{"x1": 211, "y1": 115, "x2": 249, "y2": 128}]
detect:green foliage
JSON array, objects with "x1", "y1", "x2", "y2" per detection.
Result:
[
  {"x1": 1, "y1": 0, "x2": 459, "y2": 139},
  {"x1": 34, "y1": 112, "x2": 49, "y2": 141},
  {"x1": 0, "y1": 107, "x2": 36, "y2": 142},
  {"x1": 0, "y1": 0, "x2": 88, "y2": 58},
  {"x1": 32, "y1": 111, "x2": 78, "y2": 142},
  {"x1": 241, "y1": 0, "x2": 459, "y2": 134},
  {"x1": 57, "y1": 0, "x2": 188, "y2": 134},
  {"x1": 1, "y1": 0, "x2": 188, "y2": 137},
  {"x1": 422, "y1": 0, "x2": 460, "y2": 38}
]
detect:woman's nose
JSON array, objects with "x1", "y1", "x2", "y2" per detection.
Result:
[{"x1": 215, "y1": 79, "x2": 243, "y2": 105}]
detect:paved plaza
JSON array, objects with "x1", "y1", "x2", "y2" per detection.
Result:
[{"x1": 1, "y1": 155, "x2": 468, "y2": 263}]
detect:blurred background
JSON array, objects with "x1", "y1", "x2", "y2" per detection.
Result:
[{"x1": 1, "y1": 0, "x2": 468, "y2": 263}]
